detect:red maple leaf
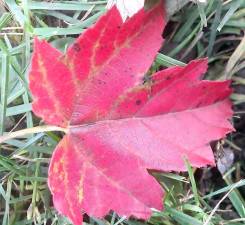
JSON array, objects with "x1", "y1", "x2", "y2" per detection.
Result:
[{"x1": 29, "y1": 3, "x2": 234, "y2": 225}]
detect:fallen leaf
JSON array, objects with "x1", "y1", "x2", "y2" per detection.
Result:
[
  {"x1": 29, "y1": 3, "x2": 234, "y2": 225},
  {"x1": 217, "y1": 147, "x2": 235, "y2": 174},
  {"x1": 106, "y1": 0, "x2": 144, "y2": 21}
]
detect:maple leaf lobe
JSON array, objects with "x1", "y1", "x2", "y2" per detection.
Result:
[{"x1": 30, "y1": 38, "x2": 75, "y2": 127}]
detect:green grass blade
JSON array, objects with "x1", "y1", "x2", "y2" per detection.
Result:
[
  {"x1": 224, "y1": 177, "x2": 245, "y2": 218},
  {"x1": 169, "y1": 24, "x2": 200, "y2": 57},
  {"x1": 28, "y1": 1, "x2": 106, "y2": 11},
  {"x1": 6, "y1": 103, "x2": 32, "y2": 116},
  {"x1": 165, "y1": 206, "x2": 203, "y2": 225},
  {"x1": 5, "y1": 0, "x2": 25, "y2": 26},
  {"x1": 203, "y1": 179, "x2": 245, "y2": 199},
  {"x1": 207, "y1": 0, "x2": 222, "y2": 57},
  {"x1": 174, "y1": 7, "x2": 199, "y2": 43},
  {"x1": 197, "y1": 1, "x2": 207, "y2": 27},
  {"x1": 2, "y1": 179, "x2": 12, "y2": 225},
  {"x1": 0, "y1": 13, "x2": 12, "y2": 32},
  {"x1": 217, "y1": 0, "x2": 242, "y2": 31},
  {"x1": 185, "y1": 158, "x2": 200, "y2": 206},
  {"x1": 0, "y1": 53, "x2": 9, "y2": 135},
  {"x1": 156, "y1": 53, "x2": 186, "y2": 67}
]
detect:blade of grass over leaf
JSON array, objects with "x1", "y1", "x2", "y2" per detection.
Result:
[{"x1": 0, "y1": 126, "x2": 67, "y2": 143}]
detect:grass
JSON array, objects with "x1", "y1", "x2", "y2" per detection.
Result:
[{"x1": 0, "y1": 0, "x2": 245, "y2": 224}]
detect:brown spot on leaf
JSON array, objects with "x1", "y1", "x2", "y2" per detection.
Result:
[
  {"x1": 214, "y1": 98, "x2": 222, "y2": 103},
  {"x1": 196, "y1": 101, "x2": 203, "y2": 108},
  {"x1": 73, "y1": 43, "x2": 81, "y2": 52},
  {"x1": 96, "y1": 79, "x2": 106, "y2": 85},
  {"x1": 136, "y1": 99, "x2": 142, "y2": 105}
]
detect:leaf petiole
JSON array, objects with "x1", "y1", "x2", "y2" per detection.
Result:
[{"x1": 0, "y1": 125, "x2": 68, "y2": 143}]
